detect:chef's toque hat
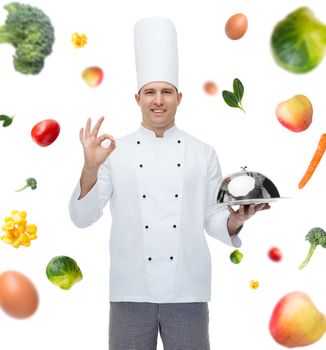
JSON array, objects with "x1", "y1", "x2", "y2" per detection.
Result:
[{"x1": 134, "y1": 17, "x2": 178, "y2": 92}]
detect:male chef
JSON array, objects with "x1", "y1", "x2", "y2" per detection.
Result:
[{"x1": 69, "y1": 17, "x2": 269, "y2": 350}]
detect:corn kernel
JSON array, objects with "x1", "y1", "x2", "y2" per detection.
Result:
[
  {"x1": 19, "y1": 211, "x2": 27, "y2": 219},
  {"x1": 22, "y1": 240, "x2": 31, "y2": 247},
  {"x1": 21, "y1": 233, "x2": 29, "y2": 243},
  {"x1": 17, "y1": 224, "x2": 25, "y2": 234},
  {"x1": 5, "y1": 220, "x2": 15, "y2": 230},
  {"x1": 13, "y1": 238, "x2": 22, "y2": 248},
  {"x1": 2, "y1": 237, "x2": 14, "y2": 244},
  {"x1": 26, "y1": 224, "x2": 37, "y2": 235},
  {"x1": 12, "y1": 213, "x2": 23, "y2": 224}
]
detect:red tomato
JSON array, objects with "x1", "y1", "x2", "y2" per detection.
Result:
[
  {"x1": 268, "y1": 247, "x2": 282, "y2": 262},
  {"x1": 31, "y1": 119, "x2": 60, "y2": 147}
]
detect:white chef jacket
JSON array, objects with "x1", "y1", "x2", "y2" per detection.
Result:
[{"x1": 69, "y1": 125, "x2": 241, "y2": 303}]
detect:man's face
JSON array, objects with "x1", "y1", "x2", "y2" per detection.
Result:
[{"x1": 135, "y1": 81, "x2": 182, "y2": 131}]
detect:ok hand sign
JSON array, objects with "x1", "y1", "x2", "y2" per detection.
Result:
[{"x1": 79, "y1": 117, "x2": 116, "y2": 170}]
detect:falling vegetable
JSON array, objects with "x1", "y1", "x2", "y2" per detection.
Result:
[
  {"x1": 0, "y1": 114, "x2": 14, "y2": 127},
  {"x1": 271, "y1": 7, "x2": 326, "y2": 73},
  {"x1": 0, "y1": 2, "x2": 55, "y2": 74},
  {"x1": 298, "y1": 134, "x2": 326, "y2": 189},
  {"x1": 15, "y1": 178, "x2": 37, "y2": 192},
  {"x1": 249, "y1": 280, "x2": 259, "y2": 289},
  {"x1": 71, "y1": 32, "x2": 87, "y2": 48},
  {"x1": 222, "y1": 78, "x2": 245, "y2": 113},
  {"x1": 268, "y1": 247, "x2": 282, "y2": 262},
  {"x1": 46, "y1": 256, "x2": 83, "y2": 290},
  {"x1": 230, "y1": 249, "x2": 243, "y2": 264},
  {"x1": 1, "y1": 210, "x2": 37, "y2": 248},
  {"x1": 298, "y1": 227, "x2": 326, "y2": 269},
  {"x1": 31, "y1": 119, "x2": 60, "y2": 147}
]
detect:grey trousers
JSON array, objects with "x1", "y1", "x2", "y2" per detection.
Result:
[{"x1": 109, "y1": 301, "x2": 210, "y2": 350}]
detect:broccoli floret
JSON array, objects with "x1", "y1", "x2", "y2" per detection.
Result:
[
  {"x1": 0, "y1": 2, "x2": 55, "y2": 74},
  {"x1": 298, "y1": 227, "x2": 326, "y2": 269}
]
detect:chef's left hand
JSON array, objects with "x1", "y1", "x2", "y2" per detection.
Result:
[{"x1": 227, "y1": 203, "x2": 270, "y2": 236}]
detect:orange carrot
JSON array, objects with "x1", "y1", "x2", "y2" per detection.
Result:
[{"x1": 298, "y1": 133, "x2": 326, "y2": 189}]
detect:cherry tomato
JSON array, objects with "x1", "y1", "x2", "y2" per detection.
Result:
[
  {"x1": 31, "y1": 119, "x2": 60, "y2": 147},
  {"x1": 268, "y1": 247, "x2": 282, "y2": 262}
]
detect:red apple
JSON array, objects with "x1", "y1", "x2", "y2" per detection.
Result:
[
  {"x1": 276, "y1": 94, "x2": 313, "y2": 132},
  {"x1": 82, "y1": 66, "x2": 104, "y2": 87}
]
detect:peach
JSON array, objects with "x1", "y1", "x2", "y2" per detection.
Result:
[
  {"x1": 276, "y1": 94, "x2": 312, "y2": 132},
  {"x1": 269, "y1": 291, "x2": 326, "y2": 348},
  {"x1": 82, "y1": 66, "x2": 104, "y2": 87}
]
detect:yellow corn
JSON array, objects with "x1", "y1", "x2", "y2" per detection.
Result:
[
  {"x1": 0, "y1": 210, "x2": 38, "y2": 248},
  {"x1": 71, "y1": 32, "x2": 88, "y2": 48}
]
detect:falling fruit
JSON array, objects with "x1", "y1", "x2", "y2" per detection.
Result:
[
  {"x1": 269, "y1": 291, "x2": 326, "y2": 347},
  {"x1": 276, "y1": 94, "x2": 313, "y2": 132},
  {"x1": 82, "y1": 66, "x2": 104, "y2": 87},
  {"x1": 203, "y1": 81, "x2": 218, "y2": 95}
]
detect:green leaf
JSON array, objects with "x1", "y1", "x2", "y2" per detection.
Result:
[
  {"x1": 233, "y1": 78, "x2": 244, "y2": 101},
  {"x1": 3, "y1": 119, "x2": 13, "y2": 127},
  {"x1": 222, "y1": 90, "x2": 239, "y2": 108},
  {"x1": 0, "y1": 114, "x2": 14, "y2": 127}
]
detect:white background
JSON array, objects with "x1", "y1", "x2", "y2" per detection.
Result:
[{"x1": 1, "y1": 0, "x2": 326, "y2": 349}]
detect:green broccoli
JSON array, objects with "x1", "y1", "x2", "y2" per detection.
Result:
[
  {"x1": 298, "y1": 227, "x2": 326, "y2": 269},
  {"x1": 15, "y1": 177, "x2": 37, "y2": 192},
  {"x1": 0, "y1": 2, "x2": 55, "y2": 74}
]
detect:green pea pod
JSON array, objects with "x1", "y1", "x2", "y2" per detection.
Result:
[{"x1": 230, "y1": 249, "x2": 243, "y2": 264}]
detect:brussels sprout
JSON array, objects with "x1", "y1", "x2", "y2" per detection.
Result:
[
  {"x1": 271, "y1": 7, "x2": 326, "y2": 73},
  {"x1": 46, "y1": 256, "x2": 83, "y2": 290},
  {"x1": 230, "y1": 249, "x2": 243, "y2": 264}
]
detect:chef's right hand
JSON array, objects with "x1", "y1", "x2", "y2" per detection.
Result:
[{"x1": 79, "y1": 117, "x2": 116, "y2": 170}]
